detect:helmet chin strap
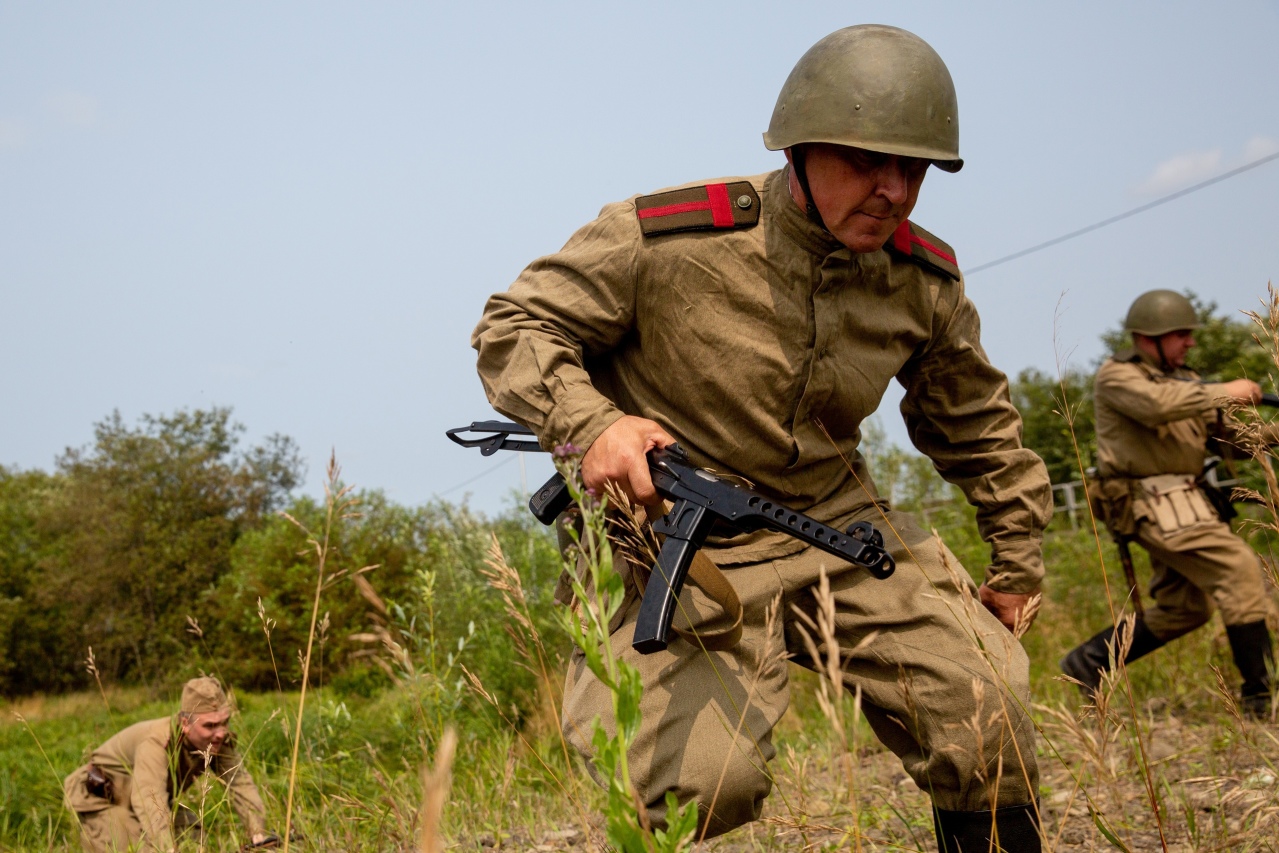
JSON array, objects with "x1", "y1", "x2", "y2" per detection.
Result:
[
  {"x1": 790, "y1": 145, "x2": 826, "y2": 229},
  {"x1": 1155, "y1": 335, "x2": 1173, "y2": 372}
]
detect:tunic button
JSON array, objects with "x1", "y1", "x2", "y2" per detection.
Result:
[{"x1": 736, "y1": 195, "x2": 753, "y2": 209}]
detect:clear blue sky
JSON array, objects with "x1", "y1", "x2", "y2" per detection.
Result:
[{"x1": 3, "y1": 2, "x2": 1278, "y2": 513}]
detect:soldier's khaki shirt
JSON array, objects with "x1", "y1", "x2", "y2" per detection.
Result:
[
  {"x1": 65, "y1": 716, "x2": 266, "y2": 852},
  {"x1": 473, "y1": 168, "x2": 1051, "y2": 592},
  {"x1": 1094, "y1": 350, "x2": 1235, "y2": 479}
]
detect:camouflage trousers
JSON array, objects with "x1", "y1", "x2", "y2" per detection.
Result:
[
  {"x1": 561, "y1": 507, "x2": 1038, "y2": 838},
  {"x1": 1135, "y1": 518, "x2": 1273, "y2": 640}
]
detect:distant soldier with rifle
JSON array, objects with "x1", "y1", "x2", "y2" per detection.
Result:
[
  {"x1": 63, "y1": 677, "x2": 277, "y2": 852},
  {"x1": 471, "y1": 25, "x2": 1052, "y2": 851},
  {"x1": 1064, "y1": 289, "x2": 1276, "y2": 717}
]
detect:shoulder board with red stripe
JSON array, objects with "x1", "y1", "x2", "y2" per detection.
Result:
[
  {"x1": 887, "y1": 220, "x2": 960, "y2": 281},
  {"x1": 634, "y1": 181, "x2": 761, "y2": 236}
]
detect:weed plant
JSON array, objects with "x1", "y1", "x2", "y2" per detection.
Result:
[{"x1": 8, "y1": 290, "x2": 1279, "y2": 851}]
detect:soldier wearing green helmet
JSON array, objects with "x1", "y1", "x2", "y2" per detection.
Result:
[
  {"x1": 1063, "y1": 289, "x2": 1275, "y2": 718},
  {"x1": 474, "y1": 24, "x2": 1049, "y2": 850}
]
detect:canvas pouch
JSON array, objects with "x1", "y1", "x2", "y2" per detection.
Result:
[{"x1": 1136, "y1": 474, "x2": 1218, "y2": 534}]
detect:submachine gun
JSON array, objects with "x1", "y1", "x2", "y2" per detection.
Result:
[{"x1": 447, "y1": 420, "x2": 896, "y2": 654}]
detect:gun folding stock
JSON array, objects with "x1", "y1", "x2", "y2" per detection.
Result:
[
  {"x1": 445, "y1": 421, "x2": 543, "y2": 456},
  {"x1": 448, "y1": 420, "x2": 895, "y2": 654}
]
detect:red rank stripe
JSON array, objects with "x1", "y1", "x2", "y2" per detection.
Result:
[
  {"x1": 706, "y1": 182, "x2": 734, "y2": 227},
  {"x1": 637, "y1": 183, "x2": 736, "y2": 227},
  {"x1": 892, "y1": 220, "x2": 956, "y2": 264}
]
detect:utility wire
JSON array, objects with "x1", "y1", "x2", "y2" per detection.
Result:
[
  {"x1": 966, "y1": 150, "x2": 1279, "y2": 276},
  {"x1": 435, "y1": 152, "x2": 1279, "y2": 495},
  {"x1": 437, "y1": 453, "x2": 516, "y2": 497}
]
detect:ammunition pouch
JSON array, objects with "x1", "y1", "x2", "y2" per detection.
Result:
[{"x1": 1135, "y1": 474, "x2": 1219, "y2": 535}]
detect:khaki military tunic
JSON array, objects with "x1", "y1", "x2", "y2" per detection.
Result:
[
  {"x1": 1094, "y1": 350, "x2": 1270, "y2": 637},
  {"x1": 63, "y1": 717, "x2": 266, "y2": 853},
  {"x1": 473, "y1": 167, "x2": 1052, "y2": 830}
]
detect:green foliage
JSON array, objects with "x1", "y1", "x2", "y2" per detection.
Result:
[
  {"x1": 0, "y1": 407, "x2": 566, "y2": 729},
  {"x1": 0, "y1": 467, "x2": 63, "y2": 695},
  {"x1": 1010, "y1": 366, "x2": 1095, "y2": 484},
  {"x1": 0, "y1": 409, "x2": 302, "y2": 694},
  {"x1": 860, "y1": 417, "x2": 968, "y2": 523}
]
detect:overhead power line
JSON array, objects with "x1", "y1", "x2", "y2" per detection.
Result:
[
  {"x1": 437, "y1": 453, "x2": 516, "y2": 497},
  {"x1": 966, "y1": 149, "x2": 1279, "y2": 276}
]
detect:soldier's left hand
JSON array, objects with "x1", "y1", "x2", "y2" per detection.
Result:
[{"x1": 978, "y1": 584, "x2": 1038, "y2": 635}]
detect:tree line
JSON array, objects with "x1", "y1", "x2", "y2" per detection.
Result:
[
  {"x1": 0, "y1": 407, "x2": 564, "y2": 716},
  {"x1": 0, "y1": 293, "x2": 1266, "y2": 700}
]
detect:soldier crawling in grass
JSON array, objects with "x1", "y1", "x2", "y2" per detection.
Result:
[
  {"x1": 63, "y1": 677, "x2": 276, "y2": 853},
  {"x1": 1064, "y1": 289, "x2": 1277, "y2": 717},
  {"x1": 472, "y1": 25, "x2": 1053, "y2": 851}
]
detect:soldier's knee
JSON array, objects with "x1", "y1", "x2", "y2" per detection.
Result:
[
  {"x1": 1147, "y1": 605, "x2": 1212, "y2": 642},
  {"x1": 641, "y1": 746, "x2": 771, "y2": 839}
]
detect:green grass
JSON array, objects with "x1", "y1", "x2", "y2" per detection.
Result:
[{"x1": 5, "y1": 515, "x2": 1279, "y2": 852}]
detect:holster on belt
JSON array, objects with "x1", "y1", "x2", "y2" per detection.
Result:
[
  {"x1": 1088, "y1": 476, "x2": 1138, "y2": 539},
  {"x1": 85, "y1": 763, "x2": 114, "y2": 802}
]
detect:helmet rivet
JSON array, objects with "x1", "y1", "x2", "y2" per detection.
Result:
[
  {"x1": 854, "y1": 104, "x2": 861, "y2": 110},
  {"x1": 736, "y1": 195, "x2": 753, "y2": 210}
]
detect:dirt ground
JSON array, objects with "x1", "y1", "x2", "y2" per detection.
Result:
[{"x1": 477, "y1": 705, "x2": 1279, "y2": 852}]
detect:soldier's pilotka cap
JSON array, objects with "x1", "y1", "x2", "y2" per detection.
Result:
[{"x1": 181, "y1": 676, "x2": 232, "y2": 715}]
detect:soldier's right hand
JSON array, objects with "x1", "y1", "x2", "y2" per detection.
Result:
[
  {"x1": 1223, "y1": 378, "x2": 1263, "y2": 404},
  {"x1": 582, "y1": 415, "x2": 676, "y2": 507}
]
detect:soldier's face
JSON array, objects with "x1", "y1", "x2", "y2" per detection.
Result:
[
  {"x1": 181, "y1": 710, "x2": 231, "y2": 753},
  {"x1": 1158, "y1": 330, "x2": 1196, "y2": 367},
  {"x1": 790, "y1": 143, "x2": 928, "y2": 253}
]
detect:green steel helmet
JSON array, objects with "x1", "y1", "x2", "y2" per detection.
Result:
[
  {"x1": 1124, "y1": 290, "x2": 1201, "y2": 336},
  {"x1": 763, "y1": 24, "x2": 962, "y2": 172}
]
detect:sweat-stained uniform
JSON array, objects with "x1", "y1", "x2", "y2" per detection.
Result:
[
  {"x1": 63, "y1": 717, "x2": 266, "y2": 853},
  {"x1": 473, "y1": 167, "x2": 1053, "y2": 834},
  {"x1": 1093, "y1": 349, "x2": 1271, "y2": 639}
]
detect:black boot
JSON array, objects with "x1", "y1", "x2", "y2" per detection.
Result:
[
  {"x1": 934, "y1": 803, "x2": 1041, "y2": 852},
  {"x1": 1225, "y1": 620, "x2": 1273, "y2": 719},
  {"x1": 1060, "y1": 620, "x2": 1164, "y2": 695}
]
